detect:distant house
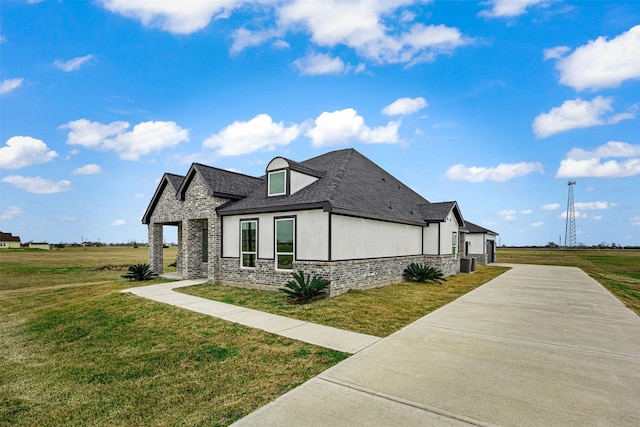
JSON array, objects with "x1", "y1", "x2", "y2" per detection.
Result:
[
  {"x1": 28, "y1": 242, "x2": 50, "y2": 250},
  {"x1": 463, "y1": 221, "x2": 498, "y2": 264},
  {"x1": 0, "y1": 232, "x2": 21, "y2": 249},
  {"x1": 143, "y1": 148, "x2": 483, "y2": 296}
]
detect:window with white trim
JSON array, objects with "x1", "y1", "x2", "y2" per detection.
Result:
[
  {"x1": 268, "y1": 170, "x2": 286, "y2": 196},
  {"x1": 241, "y1": 220, "x2": 257, "y2": 268},
  {"x1": 275, "y1": 218, "x2": 294, "y2": 270}
]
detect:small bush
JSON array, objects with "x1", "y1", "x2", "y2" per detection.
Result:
[
  {"x1": 122, "y1": 263, "x2": 159, "y2": 281},
  {"x1": 279, "y1": 270, "x2": 330, "y2": 304},
  {"x1": 403, "y1": 263, "x2": 446, "y2": 284}
]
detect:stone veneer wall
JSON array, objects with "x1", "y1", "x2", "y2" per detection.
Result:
[
  {"x1": 147, "y1": 172, "x2": 229, "y2": 279},
  {"x1": 219, "y1": 254, "x2": 460, "y2": 297}
]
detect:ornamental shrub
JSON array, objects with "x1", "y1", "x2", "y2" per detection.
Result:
[
  {"x1": 279, "y1": 270, "x2": 330, "y2": 303},
  {"x1": 403, "y1": 263, "x2": 445, "y2": 284},
  {"x1": 122, "y1": 263, "x2": 159, "y2": 281}
]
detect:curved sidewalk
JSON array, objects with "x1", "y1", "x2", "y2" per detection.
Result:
[
  {"x1": 122, "y1": 279, "x2": 380, "y2": 354},
  {"x1": 233, "y1": 264, "x2": 640, "y2": 426}
]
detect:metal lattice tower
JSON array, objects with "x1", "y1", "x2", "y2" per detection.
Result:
[{"x1": 564, "y1": 180, "x2": 577, "y2": 249}]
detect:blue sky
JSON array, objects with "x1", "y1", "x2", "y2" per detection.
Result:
[{"x1": 1, "y1": 0, "x2": 639, "y2": 247}]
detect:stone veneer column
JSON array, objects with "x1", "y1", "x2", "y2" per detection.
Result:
[
  {"x1": 148, "y1": 223, "x2": 163, "y2": 274},
  {"x1": 176, "y1": 223, "x2": 183, "y2": 274},
  {"x1": 209, "y1": 216, "x2": 221, "y2": 283},
  {"x1": 183, "y1": 219, "x2": 206, "y2": 279}
]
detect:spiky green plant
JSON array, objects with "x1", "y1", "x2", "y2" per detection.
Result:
[
  {"x1": 279, "y1": 270, "x2": 330, "y2": 303},
  {"x1": 403, "y1": 263, "x2": 446, "y2": 284},
  {"x1": 122, "y1": 263, "x2": 159, "y2": 281}
]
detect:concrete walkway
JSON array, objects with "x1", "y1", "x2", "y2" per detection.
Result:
[
  {"x1": 122, "y1": 279, "x2": 380, "y2": 354},
  {"x1": 233, "y1": 264, "x2": 640, "y2": 426}
]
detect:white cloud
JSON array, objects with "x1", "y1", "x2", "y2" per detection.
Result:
[
  {"x1": 60, "y1": 119, "x2": 189, "y2": 160},
  {"x1": 0, "y1": 136, "x2": 58, "y2": 169},
  {"x1": 231, "y1": 28, "x2": 282, "y2": 53},
  {"x1": 532, "y1": 96, "x2": 633, "y2": 138},
  {"x1": 556, "y1": 141, "x2": 640, "y2": 178},
  {"x1": 632, "y1": 216, "x2": 640, "y2": 227},
  {"x1": 382, "y1": 97, "x2": 427, "y2": 116},
  {"x1": 574, "y1": 201, "x2": 615, "y2": 210},
  {"x1": 54, "y1": 54, "x2": 95, "y2": 72},
  {"x1": 521, "y1": 209, "x2": 532, "y2": 215},
  {"x1": 479, "y1": 0, "x2": 547, "y2": 18},
  {"x1": 1, "y1": 206, "x2": 24, "y2": 220},
  {"x1": 133, "y1": 193, "x2": 144, "y2": 198},
  {"x1": 99, "y1": 0, "x2": 242, "y2": 34},
  {"x1": 564, "y1": 141, "x2": 640, "y2": 160},
  {"x1": 2, "y1": 175, "x2": 71, "y2": 194},
  {"x1": 306, "y1": 108, "x2": 400, "y2": 147},
  {"x1": 444, "y1": 161, "x2": 544, "y2": 182},
  {"x1": 0, "y1": 78, "x2": 24, "y2": 95},
  {"x1": 203, "y1": 114, "x2": 299, "y2": 156},
  {"x1": 542, "y1": 203, "x2": 560, "y2": 210},
  {"x1": 293, "y1": 53, "x2": 346, "y2": 75},
  {"x1": 592, "y1": 215, "x2": 602, "y2": 221},
  {"x1": 543, "y1": 46, "x2": 569, "y2": 60},
  {"x1": 531, "y1": 221, "x2": 544, "y2": 227},
  {"x1": 499, "y1": 209, "x2": 517, "y2": 221},
  {"x1": 551, "y1": 25, "x2": 640, "y2": 91},
  {"x1": 111, "y1": 219, "x2": 125, "y2": 226},
  {"x1": 278, "y1": 1, "x2": 470, "y2": 64},
  {"x1": 560, "y1": 211, "x2": 588, "y2": 219},
  {"x1": 71, "y1": 164, "x2": 102, "y2": 175}
]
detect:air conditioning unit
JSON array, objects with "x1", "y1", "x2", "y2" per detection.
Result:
[{"x1": 460, "y1": 257, "x2": 476, "y2": 273}]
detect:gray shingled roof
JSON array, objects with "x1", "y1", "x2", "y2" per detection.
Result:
[
  {"x1": 165, "y1": 173, "x2": 184, "y2": 192},
  {"x1": 465, "y1": 220, "x2": 498, "y2": 235},
  {"x1": 180, "y1": 163, "x2": 262, "y2": 200},
  {"x1": 419, "y1": 201, "x2": 463, "y2": 223},
  {"x1": 217, "y1": 149, "x2": 436, "y2": 226}
]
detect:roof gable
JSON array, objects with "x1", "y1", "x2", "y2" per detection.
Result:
[
  {"x1": 142, "y1": 173, "x2": 185, "y2": 225},
  {"x1": 419, "y1": 201, "x2": 464, "y2": 225}
]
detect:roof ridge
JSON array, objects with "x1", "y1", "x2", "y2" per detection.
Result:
[
  {"x1": 193, "y1": 162, "x2": 260, "y2": 180},
  {"x1": 326, "y1": 148, "x2": 354, "y2": 203}
]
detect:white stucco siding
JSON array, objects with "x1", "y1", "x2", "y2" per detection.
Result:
[
  {"x1": 222, "y1": 217, "x2": 240, "y2": 257},
  {"x1": 266, "y1": 157, "x2": 288, "y2": 171},
  {"x1": 290, "y1": 170, "x2": 319, "y2": 195},
  {"x1": 331, "y1": 215, "x2": 422, "y2": 260},
  {"x1": 439, "y1": 211, "x2": 461, "y2": 255},
  {"x1": 423, "y1": 223, "x2": 440, "y2": 255},
  {"x1": 467, "y1": 233, "x2": 496, "y2": 255},
  {"x1": 467, "y1": 234, "x2": 486, "y2": 255},
  {"x1": 221, "y1": 209, "x2": 329, "y2": 261}
]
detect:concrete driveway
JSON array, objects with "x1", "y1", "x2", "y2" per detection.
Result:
[{"x1": 233, "y1": 264, "x2": 640, "y2": 426}]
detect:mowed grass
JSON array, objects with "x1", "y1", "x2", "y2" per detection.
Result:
[
  {"x1": 497, "y1": 248, "x2": 640, "y2": 315},
  {"x1": 180, "y1": 264, "x2": 510, "y2": 337},
  {"x1": 0, "y1": 247, "x2": 345, "y2": 426}
]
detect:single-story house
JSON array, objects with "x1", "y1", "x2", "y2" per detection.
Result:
[
  {"x1": 143, "y1": 148, "x2": 471, "y2": 296},
  {"x1": 0, "y1": 231, "x2": 21, "y2": 249},
  {"x1": 462, "y1": 221, "x2": 498, "y2": 264},
  {"x1": 28, "y1": 242, "x2": 50, "y2": 250}
]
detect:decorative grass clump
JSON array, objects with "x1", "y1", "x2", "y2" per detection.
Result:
[
  {"x1": 403, "y1": 262, "x2": 446, "y2": 284},
  {"x1": 279, "y1": 270, "x2": 330, "y2": 303},
  {"x1": 122, "y1": 263, "x2": 158, "y2": 281}
]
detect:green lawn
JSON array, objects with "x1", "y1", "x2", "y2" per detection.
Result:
[
  {"x1": 180, "y1": 264, "x2": 510, "y2": 337},
  {"x1": 497, "y1": 248, "x2": 640, "y2": 315},
  {"x1": 0, "y1": 247, "x2": 345, "y2": 426}
]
